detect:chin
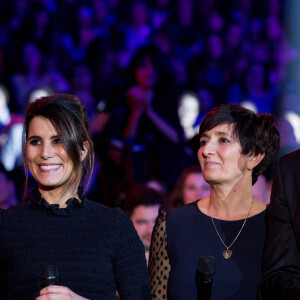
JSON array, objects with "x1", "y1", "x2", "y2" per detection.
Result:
[{"x1": 39, "y1": 183, "x2": 61, "y2": 190}]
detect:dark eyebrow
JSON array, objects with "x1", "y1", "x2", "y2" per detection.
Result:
[
  {"x1": 200, "y1": 131, "x2": 232, "y2": 138},
  {"x1": 27, "y1": 135, "x2": 40, "y2": 141},
  {"x1": 215, "y1": 131, "x2": 232, "y2": 137},
  {"x1": 27, "y1": 135, "x2": 60, "y2": 140}
]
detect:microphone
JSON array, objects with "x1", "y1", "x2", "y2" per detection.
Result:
[
  {"x1": 197, "y1": 255, "x2": 216, "y2": 300},
  {"x1": 41, "y1": 263, "x2": 60, "y2": 288}
]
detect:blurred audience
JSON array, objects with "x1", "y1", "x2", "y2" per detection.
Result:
[
  {"x1": 252, "y1": 174, "x2": 271, "y2": 204},
  {"x1": 124, "y1": 184, "x2": 166, "y2": 263},
  {"x1": 169, "y1": 164, "x2": 210, "y2": 208},
  {"x1": 0, "y1": 0, "x2": 299, "y2": 210},
  {"x1": 0, "y1": 170, "x2": 19, "y2": 209}
]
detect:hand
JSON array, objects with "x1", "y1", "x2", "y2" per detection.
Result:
[
  {"x1": 126, "y1": 86, "x2": 145, "y2": 114},
  {"x1": 36, "y1": 285, "x2": 89, "y2": 300},
  {"x1": 142, "y1": 89, "x2": 154, "y2": 116}
]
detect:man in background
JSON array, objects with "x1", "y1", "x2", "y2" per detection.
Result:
[{"x1": 124, "y1": 184, "x2": 166, "y2": 263}]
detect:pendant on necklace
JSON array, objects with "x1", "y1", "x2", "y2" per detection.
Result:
[{"x1": 222, "y1": 249, "x2": 232, "y2": 259}]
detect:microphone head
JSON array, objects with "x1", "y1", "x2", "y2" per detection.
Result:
[
  {"x1": 41, "y1": 263, "x2": 60, "y2": 288},
  {"x1": 197, "y1": 255, "x2": 216, "y2": 282}
]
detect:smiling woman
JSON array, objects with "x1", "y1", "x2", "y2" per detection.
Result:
[
  {"x1": 0, "y1": 94, "x2": 151, "y2": 300},
  {"x1": 149, "y1": 103, "x2": 280, "y2": 300},
  {"x1": 22, "y1": 94, "x2": 94, "y2": 202},
  {"x1": 26, "y1": 116, "x2": 79, "y2": 202}
]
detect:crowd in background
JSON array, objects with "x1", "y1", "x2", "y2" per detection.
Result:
[{"x1": 0, "y1": 0, "x2": 300, "y2": 209}]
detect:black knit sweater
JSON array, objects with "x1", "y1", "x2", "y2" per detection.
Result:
[{"x1": 0, "y1": 188, "x2": 151, "y2": 300}]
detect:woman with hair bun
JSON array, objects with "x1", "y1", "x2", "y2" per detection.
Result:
[
  {"x1": 149, "y1": 103, "x2": 280, "y2": 299},
  {"x1": 0, "y1": 94, "x2": 151, "y2": 300}
]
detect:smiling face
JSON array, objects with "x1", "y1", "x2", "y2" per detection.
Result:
[
  {"x1": 198, "y1": 123, "x2": 251, "y2": 186},
  {"x1": 26, "y1": 116, "x2": 75, "y2": 192}
]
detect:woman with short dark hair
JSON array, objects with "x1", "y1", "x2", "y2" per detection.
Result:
[{"x1": 149, "y1": 103, "x2": 280, "y2": 299}]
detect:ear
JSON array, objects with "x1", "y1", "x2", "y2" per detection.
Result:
[
  {"x1": 80, "y1": 141, "x2": 89, "y2": 161},
  {"x1": 247, "y1": 153, "x2": 265, "y2": 170}
]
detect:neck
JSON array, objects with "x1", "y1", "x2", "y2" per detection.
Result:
[
  {"x1": 209, "y1": 184, "x2": 254, "y2": 220},
  {"x1": 39, "y1": 186, "x2": 78, "y2": 208}
]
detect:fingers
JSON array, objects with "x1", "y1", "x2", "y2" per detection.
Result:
[{"x1": 36, "y1": 285, "x2": 72, "y2": 299}]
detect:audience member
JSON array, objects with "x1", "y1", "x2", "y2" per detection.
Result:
[
  {"x1": 124, "y1": 184, "x2": 166, "y2": 263},
  {"x1": 122, "y1": 45, "x2": 180, "y2": 186},
  {"x1": 169, "y1": 164, "x2": 210, "y2": 208}
]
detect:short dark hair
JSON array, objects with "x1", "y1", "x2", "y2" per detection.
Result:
[
  {"x1": 199, "y1": 104, "x2": 280, "y2": 184},
  {"x1": 22, "y1": 93, "x2": 94, "y2": 197},
  {"x1": 124, "y1": 184, "x2": 166, "y2": 217}
]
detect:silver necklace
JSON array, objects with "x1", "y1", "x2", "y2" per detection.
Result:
[{"x1": 209, "y1": 198, "x2": 254, "y2": 259}]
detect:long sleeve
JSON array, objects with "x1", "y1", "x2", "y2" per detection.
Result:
[
  {"x1": 260, "y1": 153, "x2": 300, "y2": 299},
  {"x1": 0, "y1": 199, "x2": 151, "y2": 300},
  {"x1": 113, "y1": 208, "x2": 152, "y2": 300},
  {"x1": 148, "y1": 211, "x2": 170, "y2": 299}
]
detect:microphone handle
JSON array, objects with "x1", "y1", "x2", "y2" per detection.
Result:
[
  {"x1": 41, "y1": 275, "x2": 60, "y2": 288},
  {"x1": 41, "y1": 263, "x2": 60, "y2": 288},
  {"x1": 197, "y1": 279, "x2": 213, "y2": 300}
]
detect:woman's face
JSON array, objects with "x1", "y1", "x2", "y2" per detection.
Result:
[
  {"x1": 135, "y1": 56, "x2": 157, "y2": 88},
  {"x1": 198, "y1": 123, "x2": 251, "y2": 186},
  {"x1": 183, "y1": 172, "x2": 211, "y2": 205},
  {"x1": 26, "y1": 116, "x2": 74, "y2": 191},
  {"x1": 177, "y1": 94, "x2": 199, "y2": 128}
]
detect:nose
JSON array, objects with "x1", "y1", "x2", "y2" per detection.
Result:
[
  {"x1": 146, "y1": 222, "x2": 155, "y2": 235},
  {"x1": 41, "y1": 141, "x2": 54, "y2": 159},
  {"x1": 201, "y1": 140, "x2": 215, "y2": 157}
]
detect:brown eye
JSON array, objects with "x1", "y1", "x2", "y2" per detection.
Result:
[
  {"x1": 29, "y1": 139, "x2": 40, "y2": 146},
  {"x1": 220, "y1": 138, "x2": 230, "y2": 143},
  {"x1": 53, "y1": 138, "x2": 62, "y2": 144},
  {"x1": 199, "y1": 140, "x2": 207, "y2": 147}
]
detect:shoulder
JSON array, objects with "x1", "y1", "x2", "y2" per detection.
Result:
[
  {"x1": 167, "y1": 201, "x2": 202, "y2": 226},
  {"x1": 85, "y1": 200, "x2": 123, "y2": 215},
  {"x1": 0, "y1": 202, "x2": 30, "y2": 217},
  {"x1": 168, "y1": 201, "x2": 199, "y2": 217},
  {"x1": 85, "y1": 200, "x2": 132, "y2": 225},
  {"x1": 0, "y1": 203, "x2": 33, "y2": 232},
  {"x1": 275, "y1": 149, "x2": 300, "y2": 180},
  {"x1": 279, "y1": 149, "x2": 300, "y2": 166}
]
